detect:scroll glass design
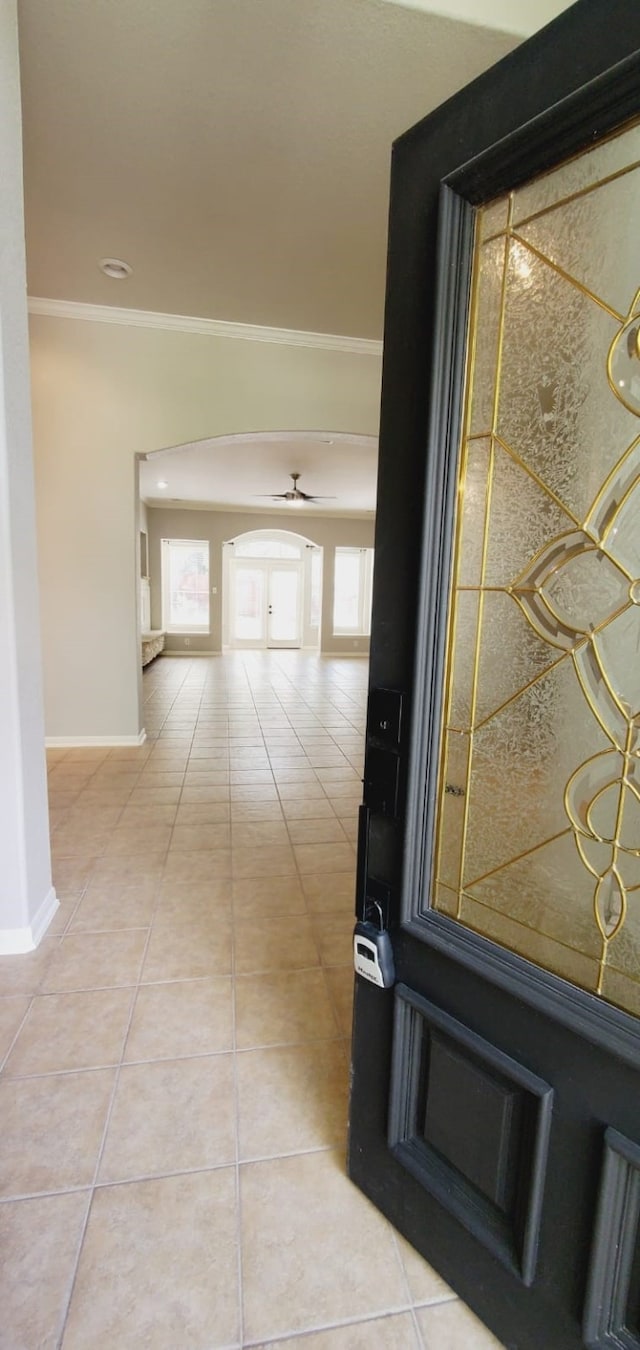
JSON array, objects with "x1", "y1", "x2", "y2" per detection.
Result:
[{"x1": 433, "y1": 118, "x2": 640, "y2": 1017}]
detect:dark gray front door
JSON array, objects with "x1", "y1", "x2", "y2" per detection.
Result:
[{"x1": 348, "y1": 5, "x2": 640, "y2": 1347}]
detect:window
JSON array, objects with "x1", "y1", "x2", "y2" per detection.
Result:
[
  {"x1": 333, "y1": 547, "x2": 374, "y2": 636},
  {"x1": 234, "y1": 538, "x2": 301, "y2": 559},
  {"x1": 161, "y1": 539, "x2": 210, "y2": 632}
]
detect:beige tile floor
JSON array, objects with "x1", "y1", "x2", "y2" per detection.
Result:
[{"x1": 0, "y1": 652, "x2": 503, "y2": 1349}]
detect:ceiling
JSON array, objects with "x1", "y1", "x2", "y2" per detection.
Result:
[
  {"x1": 19, "y1": 0, "x2": 572, "y2": 514},
  {"x1": 18, "y1": 0, "x2": 523, "y2": 340},
  {"x1": 379, "y1": 0, "x2": 573, "y2": 34},
  {"x1": 140, "y1": 432, "x2": 378, "y2": 517}
]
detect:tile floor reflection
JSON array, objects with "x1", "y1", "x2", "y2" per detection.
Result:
[{"x1": 0, "y1": 653, "x2": 504, "y2": 1348}]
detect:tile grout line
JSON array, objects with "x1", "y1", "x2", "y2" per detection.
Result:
[
  {"x1": 29, "y1": 654, "x2": 369, "y2": 1348},
  {"x1": 389, "y1": 1228, "x2": 430, "y2": 1350},
  {"x1": 260, "y1": 661, "x2": 359, "y2": 1041},
  {"x1": 239, "y1": 1302, "x2": 421, "y2": 1347},
  {"x1": 0, "y1": 996, "x2": 36, "y2": 1077},
  {"x1": 200, "y1": 680, "x2": 246, "y2": 1350},
  {"x1": 53, "y1": 757, "x2": 180, "y2": 1349}
]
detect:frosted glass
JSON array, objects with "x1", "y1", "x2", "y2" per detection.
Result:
[
  {"x1": 600, "y1": 967, "x2": 640, "y2": 1016},
  {"x1": 434, "y1": 883, "x2": 458, "y2": 917},
  {"x1": 482, "y1": 443, "x2": 575, "y2": 588},
  {"x1": 517, "y1": 166, "x2": 640, "y2": 318},
  {"x1": 474, "y1": 591, "x2": 557, "y2": 728},
  {"x1": 463, "y1": 659, "x2": 610, "y2": 886},
  {"x1": 456, "y1": 439, "x2": 490, "y2": 588},
  {"x1": 459, "y1": 894, "x2": 600, "y2": 990},
  {"x1": 497, "y1": 243, "x2": 637, "y2": 522},
  {"x1": 435, "y1": 732, "x2": 469, "y2": 892},
  {"x1": 468, "y1": 238, "x2": 506, "y2": 436},
  {"x1": 466, "y1": 832, "x2": 601, "y2": 958},
  {"x1": 512, "y1": 121, "x2": 640, "y2": 224},
  {"x1": 480, "y1": 196, "x2": 509, "y2": 240},
  {"x1": 448, "y1": 593, "x2": 479, "y2": 730}
]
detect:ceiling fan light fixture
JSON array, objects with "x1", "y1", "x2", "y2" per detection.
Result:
[{"x1": 254, "y1": 471, "x2": 336, "y2": 506}]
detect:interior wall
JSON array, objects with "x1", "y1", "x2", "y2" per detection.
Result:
[
  {"x1": 0, "y1": 0, "x2": 55, "y2": 944},
  {"x1": 29, "y1": 312, "x2": 381, "y2": 738},
  {"x1": 146, "y1": 505, "x2": 375, "y2": 654}
]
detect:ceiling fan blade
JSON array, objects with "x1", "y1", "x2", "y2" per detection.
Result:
[{"x1": 253, "y1": 476, "x2": 338, "y2": 502}]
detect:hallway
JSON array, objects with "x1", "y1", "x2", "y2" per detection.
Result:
[{"x1": 0, "y1": 653, "x2": 501, "y2": 1348}]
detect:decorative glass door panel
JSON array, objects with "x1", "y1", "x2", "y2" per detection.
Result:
[{"x1": 432, "y1": 118, "x2": 640, "y2": 1017}]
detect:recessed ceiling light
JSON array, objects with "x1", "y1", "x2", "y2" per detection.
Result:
[
  {"x1": 99, "y1": 257, "x2": 132, "y2": 280},
  {"x1": 157, "y1": 479, "x2": 168, "y2": 489}
]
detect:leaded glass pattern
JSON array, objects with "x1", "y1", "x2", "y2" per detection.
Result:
[{"x1": 432, "y1": 117, "x2": 640, "y2": 1016}]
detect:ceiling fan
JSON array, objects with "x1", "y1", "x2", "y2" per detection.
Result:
[{"x1": 255, "y1": 472, "x2": 336, "y2": 505}]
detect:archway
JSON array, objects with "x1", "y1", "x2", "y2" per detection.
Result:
[{"x1": 222, "y1": 529, "x2": 323, "y2": 651}]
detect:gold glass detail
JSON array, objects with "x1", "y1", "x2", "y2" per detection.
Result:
[{"x1": 432, "y1": 118, "x2": 640, "y2": 1016}]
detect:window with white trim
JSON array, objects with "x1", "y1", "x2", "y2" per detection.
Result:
[
  {"x1": 233, "y1": 538, "x2": 302, "y2": 559},
  {"x1": 161, "y1": 539, "x2": 210, "y2": 633},
  {"x1": 333, "y1": 547, "x2": 374, "y2": 636}
]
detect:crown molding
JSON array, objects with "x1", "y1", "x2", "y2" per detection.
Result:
[{"x1": 27, "y1": 297, "x2": 383, "y2": 357}]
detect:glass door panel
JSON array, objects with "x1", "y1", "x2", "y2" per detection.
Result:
[
  {"x1": 233, "y1": 566, "x2": 266, "y2": 643},
  {"x1": 431, "y1": 116, "x2": 640, "y2": 1017},
  {"x1": 267, "y1": 566, "x2": 301, "y2": 647}
]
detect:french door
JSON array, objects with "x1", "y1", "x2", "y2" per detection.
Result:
[
  {"x1": 230, "y1": 559, "x2": 302, "y2": 649},
  {"x1": 349, "y1": 5, "x2": 640, "y2": 1348}
]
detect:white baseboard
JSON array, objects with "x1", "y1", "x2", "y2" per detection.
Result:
[
  {"x1": 45, "y1": 729, "x2": 147, "y2": 748},
  {"x1": 0, "y1": 886, "x2": 59, "y2": 954},
  {"x1": 161, "y1": 650, "x2": 214, "y2": 658},
  {"x1": 321, "y1": 650, "x2": 370, "y2": 657}
]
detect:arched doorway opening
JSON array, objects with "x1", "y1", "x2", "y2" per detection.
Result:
[{"x1": 222, "y1": 529, "x2": 323, "y2": 651}]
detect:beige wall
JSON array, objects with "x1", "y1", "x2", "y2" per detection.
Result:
[
  {"x1": 30, "y1": 313, "x2": 381, "y2": 738},
  {"x1": 146, "y1": 506, "x2": 375, "y2": 655}
]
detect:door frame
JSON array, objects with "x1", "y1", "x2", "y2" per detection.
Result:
[
  {"x1": 402, "y1": 146, "x2": 640, "y2": 1067},
  {"x1": 222, "y1": 529, "x2": 323, "y2": 651},
  {"x1": 227, "y1": 558, "x2": 268, "y2": 649},
  {"x1": 227, "y1": 556, "x2": 304, "y2": 649},
  {"x1": 349, "y1": 4, "x2": 640, "y2": 1345},
  {"x1": 265, "y1": 559, "x2": 304, "y2": 648}
]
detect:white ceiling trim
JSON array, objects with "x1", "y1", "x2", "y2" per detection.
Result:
[
  {"x1": 143, "y1": 429, "x2": 378, "y2": 459},
  {"x1": 27, "y1": 297, "x2": 383, "y2": 357}
]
